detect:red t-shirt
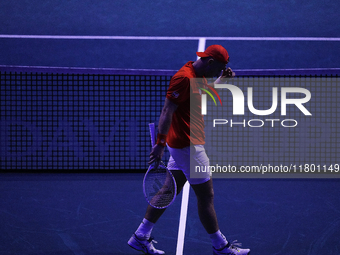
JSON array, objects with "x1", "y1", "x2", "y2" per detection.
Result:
[{"x1": 166, "y1": 61, "x2": 206, "y2": 148}]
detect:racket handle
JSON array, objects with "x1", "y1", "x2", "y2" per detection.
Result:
[{"x1": 149, "y1": 123, "x2": 156, "y2": 147}]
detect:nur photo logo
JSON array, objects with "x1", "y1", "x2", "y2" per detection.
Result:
[
  {"x1": 190, "y1": 76, "x2": 340, "y2": 179},
  {"x1": 198, "y1": 78, "x2": 312, "y2": 128}
]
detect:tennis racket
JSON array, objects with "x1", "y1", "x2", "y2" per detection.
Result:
[{"x1": 143, "y1": 123, "x2": 177, "y2": 209}]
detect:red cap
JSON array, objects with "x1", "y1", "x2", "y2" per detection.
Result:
[{"x1": 196, "y1": 45, "x2": 229, "y2": 64}]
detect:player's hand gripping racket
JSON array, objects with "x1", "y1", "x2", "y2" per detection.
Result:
[{"x1": 143, "y1": 123, "x2": 177, "y2": 209}]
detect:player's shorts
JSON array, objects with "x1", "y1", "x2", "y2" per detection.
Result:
[{"x1": 167, "y1": 145, "x2": 211, "y2": 185}]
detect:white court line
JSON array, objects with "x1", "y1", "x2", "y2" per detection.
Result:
[
  {"x1": 175, "y1": 182, "x2": 190, "y2": 255},
  {"x1": 1, "y1": 34, "x2": 340, "y2": 41},
  {"x1": 197, "y1": 38, "x2": 207, "y2": 52}
]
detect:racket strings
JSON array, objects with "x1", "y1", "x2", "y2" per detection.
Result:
[{"x1": 144, "y1": 165, "x2": 176, "y2": 208}]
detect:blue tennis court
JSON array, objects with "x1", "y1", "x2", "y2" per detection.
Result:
[
  {"x1": 1, "y1": 0, "x2": 340, "y2": 254},
  {"x1": 1, "y1": 174, "x2": 340, "y2": 254},
  {"x1": 1, "y1": 0, "x2": 340, "y2": 70}
]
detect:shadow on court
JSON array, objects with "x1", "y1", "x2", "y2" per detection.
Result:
[{"x1": 0, "y1": 173, "x2": 339, "y2": 254}]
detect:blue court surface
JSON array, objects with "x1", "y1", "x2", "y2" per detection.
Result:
[
  {"x1": 1, "y1": 0, "x2": 340, "y2": 70},
  {"x1": 1, "y1": 0, "x2": 340, "y2": 254},
  {"x1": 1, "y1": 173, "x2": 340, "y2": 254}
]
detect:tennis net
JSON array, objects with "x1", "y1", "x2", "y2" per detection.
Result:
[{"x1": 0, "y1": 65, "x2": 339, "y2": 171}]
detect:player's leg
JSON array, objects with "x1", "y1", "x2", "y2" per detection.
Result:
[
  {"x1": 128, "y1": 169, "x2": 187, "y2": 254},
  {"x1": 191, "y1": 178, "x2": 231, "y2": 252},
  {"x1": 191, "y1": 179, "x2": 250, "y2": 255},
  {"x1": 190, "y1": 145, "x2": 250, "y2": 255},
  {"x1": 169, "y1": 145, "x2": 227, "y2": 250},
  {"x1": 191, "y1": 179, "x2": 219, "y2": 234}
]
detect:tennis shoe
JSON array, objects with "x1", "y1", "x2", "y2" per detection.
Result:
[
  {"x1": 128, "y1": 234, "x2": 165, "y2": 254},
  {"x1": 213, "y1": 240, "x2": 250, "y2": 255}
]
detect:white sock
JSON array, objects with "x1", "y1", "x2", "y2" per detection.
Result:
[
  {"x1": 209, "y1": 230, "x2": 228, "y2": 250},
  {"x1": 135, "y1": 218, "x2": 155, "y2": 239}
]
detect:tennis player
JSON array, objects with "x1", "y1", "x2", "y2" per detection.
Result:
[{"x1": 128, "y1": 45, "x2": 250, "y2": 255}]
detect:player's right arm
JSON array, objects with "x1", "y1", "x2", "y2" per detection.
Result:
[
  {"x1": 148, "y1": 98, "x2": 178, "y2": 166},
  {"x1": 158, "y1": 98, "x2": 178, "y2": 135}
]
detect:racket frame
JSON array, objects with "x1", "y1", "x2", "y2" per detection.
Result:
[{"x1": 142, "y1": 123, "x2": 177, "y2": 209}]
